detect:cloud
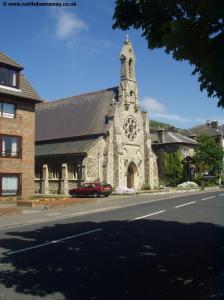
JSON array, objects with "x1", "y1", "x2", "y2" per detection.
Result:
[
  {"x1": 142, "y1": 97, "x2": 190, "y2": 124},
  {"x1": 53, "y1": 10, "x2": 88, "y2": 40},
  {"x1": 153, "y1": 113, "x2": 190, "y2": 123},
  {"x1": 142, "y1": 97, "x2": 224, "y2": 127},
  {"x1": 49, "y1": 9, "x2": 112, "y2": 52},
  {"x1": 142, "y1": 97, "x2": 166, "y2": 114}
]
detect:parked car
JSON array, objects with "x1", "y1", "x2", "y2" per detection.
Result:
[{"x1": 69, "y1": 182, "x2": 112, "y2": 198}]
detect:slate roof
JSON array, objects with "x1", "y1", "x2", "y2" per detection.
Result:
[
  {"x1": 178, "y1": 128, "x2": 196, "y2": 137},
  {"x1": 36, "y1": 138, "x2": 100, "y2": 156},
  {"x1": 189, "y1": 124, "x2": 221, "y2": 137},
  {"x1": 36, "y1": 87, "x2": 118, "y2": 142},
  {"x1": 0, "y1": 52, "x2": 23, "y2": 69},
  {"x1": 151, "y1": 131, "x2": 197, "y2": 145}
]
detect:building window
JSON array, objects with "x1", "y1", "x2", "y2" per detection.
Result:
[
  {"x1": 0, "y1": 135, "x2": 21, "y2": 158},
  {"x1": 73, "y1": 159, "x2": 82, "y2": 180},
  {"x1": 35, "y1": 162, "x2": 42, "y2": 179},
  {"x1": 0, "y1": 174, "x2": 20, "y2": 196},
  {"x1": 0, "y1": 67, "x2": 18, "y2": 88},
  {"x1": 73, "y1": 163, "x2": 78, "y2": 179},
  {"x1": 51, "y1": 162, "x2": 61, "y2": 179},
  {"x1": 0, "y1": 102, "x2": 16, "y2": 118}
]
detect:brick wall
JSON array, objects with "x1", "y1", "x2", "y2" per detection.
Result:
[{"x1": 0, "y1": 94, "x2": 35, "y2": 200}]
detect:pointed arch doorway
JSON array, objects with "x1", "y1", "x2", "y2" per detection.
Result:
[{"x1": 127, "y1": 162, "x2": 138, "y2": 189}]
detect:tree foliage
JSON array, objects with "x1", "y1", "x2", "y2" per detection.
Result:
[
  {"x1": 194, "y1": 134, "x2": 223, "y2": 175},
  {"x1": 164, "y1": 150, "x2": 183, "y2": 186},
  {"x1": 150, "y1": 120, "x2": 174, "y2": 130},
  {"x1": 113, "y1": 0, "x2": 224, "y2": 107}
]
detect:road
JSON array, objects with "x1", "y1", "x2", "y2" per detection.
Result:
[{"x1": 0, "y1": 190, "x2": 224, "y2": 300}]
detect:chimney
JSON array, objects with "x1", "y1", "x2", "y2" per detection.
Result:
[
  {"x1": 206, "y1": 120, "x2": 211, "y2": 127},
  {"x1": 211, "y1": 121, "x2": 218, "y2": 129},
  {"x1": 189, "y1": 134, "x2": 197, "y2": 141},
  {"x1": 168, "y1": 126, "x2": 176, "y2": 132},
  {"x1": 157, "y1": 129, "x2": 165, "y2": 143}
]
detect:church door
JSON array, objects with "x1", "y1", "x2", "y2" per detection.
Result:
[{"x1": 127, "y1": 162, "x2": 137, "y2": 189}]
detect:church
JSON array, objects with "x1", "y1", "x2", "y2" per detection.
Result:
[{"x1": 35, "y1": 38, "x2": 158, "y2": 195}]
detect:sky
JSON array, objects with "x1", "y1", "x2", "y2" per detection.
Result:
[{"x1": 0, "y1": 0, "x2": 223, "y2": 129}]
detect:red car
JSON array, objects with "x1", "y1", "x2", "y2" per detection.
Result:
[{"x1": 69, "y1": 182, "x2": 112, "y2": 198}]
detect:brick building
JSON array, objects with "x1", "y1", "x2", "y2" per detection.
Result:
[{"x1": 0, "y1": 52, "x2": 42, "y2": 200}]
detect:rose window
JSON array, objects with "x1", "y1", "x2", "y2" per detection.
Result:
[{"x1": 123, "y1": 116, "x2": 139, "y2": 141}]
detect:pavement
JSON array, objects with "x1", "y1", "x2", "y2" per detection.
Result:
[
  {"x1": 0, "y1": 187, "x2": 221, "y2": 213},
  {"x1": 0, "y1": 202, "x2": 22, "y2": 216}
]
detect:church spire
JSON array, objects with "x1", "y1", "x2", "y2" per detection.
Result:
[
  {"x1": 119, "y1": 37, "x2": 139, "y2": 110},
  {"x1": 120, "y1": 37, "x2": 136, "y2": 81}
]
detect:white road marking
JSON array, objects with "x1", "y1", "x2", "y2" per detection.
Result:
[
  {"x1": 175, "y1": 201, "x2": 195, "y2": 208},
  {"x1": 130, "y1": 210, "x2": 166, "y2": 222},
  {"x1": 218, "y1": 194, "x2": 224, "y2": 197},
  {"x1": 201, "y1": 196, "x2": 215, "y2": 201},
  {"x1": 7, "y1": 228, "x2": 102, "y2": 255}
]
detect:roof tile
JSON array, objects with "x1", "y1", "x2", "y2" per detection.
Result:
[
  {"x1": 0, "y1": 52, "x2": 23, "y2": 69},
  {"x1": 0, "y1": 74, "x2": 41, "y2": 102}
]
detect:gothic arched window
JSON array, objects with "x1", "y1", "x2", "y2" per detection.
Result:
[
  {"x1": 121, "y1": 56, "x2": 126, "y2": 77},
  {"x1": 130, "y1": 90, "x2": 135, "y2": 103},
  {"x1": 129, "y1": 59, "x2": 134, "y2": 78}
]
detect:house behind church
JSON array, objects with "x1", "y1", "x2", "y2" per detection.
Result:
[
  {"x1": 151, "y1": 128, "x2": 197, "y2": 181},
  {"x1": 35, "y1": 39, "x2": 158, "y2": 194}
]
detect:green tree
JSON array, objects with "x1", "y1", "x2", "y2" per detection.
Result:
[
  {"x1": 164, "y1": 150, "x2": 183, "y2": 186},
  {"x1": 194, "y1": 134, "x2": 223, "y2": 175},
  {"x1": 113, "y1": 0, "x2": 224, "y2": 107},
  {"x1": 150, "y1": 120, "x2": 174, "y2": 130}
]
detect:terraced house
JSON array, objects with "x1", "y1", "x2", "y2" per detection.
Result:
[{"x1": 0, "y1": 52, "x2": 41, "y2": 200}]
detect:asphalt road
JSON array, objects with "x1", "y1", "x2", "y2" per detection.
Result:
[{"x1": 0, "y1": 190, "x2": 224, "y2": 300}]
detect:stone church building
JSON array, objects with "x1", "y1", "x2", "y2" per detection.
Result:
[{"x1": 35, "y1": 39, "x2": 158, "y2": 194}]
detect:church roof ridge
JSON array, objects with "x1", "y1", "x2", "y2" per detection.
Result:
[{"x1": 42, "y1": 86, "x2": 119, "y2": 105}]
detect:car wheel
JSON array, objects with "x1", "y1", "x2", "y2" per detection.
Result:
[
  {"x1": 71, "y1": 192, "x2": 78, "y2": 198},
  {"x1": 105, "y1": 194, "x2": 109, "y2": 197},
  {"x1": 93, "y1": 192, "x2": 99, "y2": 198}
]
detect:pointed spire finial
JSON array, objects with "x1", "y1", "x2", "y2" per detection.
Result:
[{"x1": 126, "y1": 34, "x2": 130, "y2": 42}]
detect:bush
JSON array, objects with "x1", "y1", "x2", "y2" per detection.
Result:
[
  {"x1": 115, "y1": 186, "x2": 135, "y2": 194},
  {"x1": 164, "y1": 150, "x2": 183, "y2": 186},
  {"x1": 193, "y1": 176, "x2": 219, "y2": 187},
  {"x1": 177, "y1": 181, "x2": 199, "y2": 189}
]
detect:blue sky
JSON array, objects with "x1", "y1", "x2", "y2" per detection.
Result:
[{"x1": 0, "y1": 0, "x2": 223, "y2": 128}]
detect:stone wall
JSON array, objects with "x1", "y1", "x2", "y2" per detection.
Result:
[
  {"x1": 108, "y1": 91, "x2": 158, "y2": 190},
  {"x1": 84, "y1": 137, "x2": 106, "y2": 183}
]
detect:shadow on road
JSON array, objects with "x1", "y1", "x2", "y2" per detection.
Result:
[{"x1": 0, "y1": 219, "x2": 224, "y2": 300}]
